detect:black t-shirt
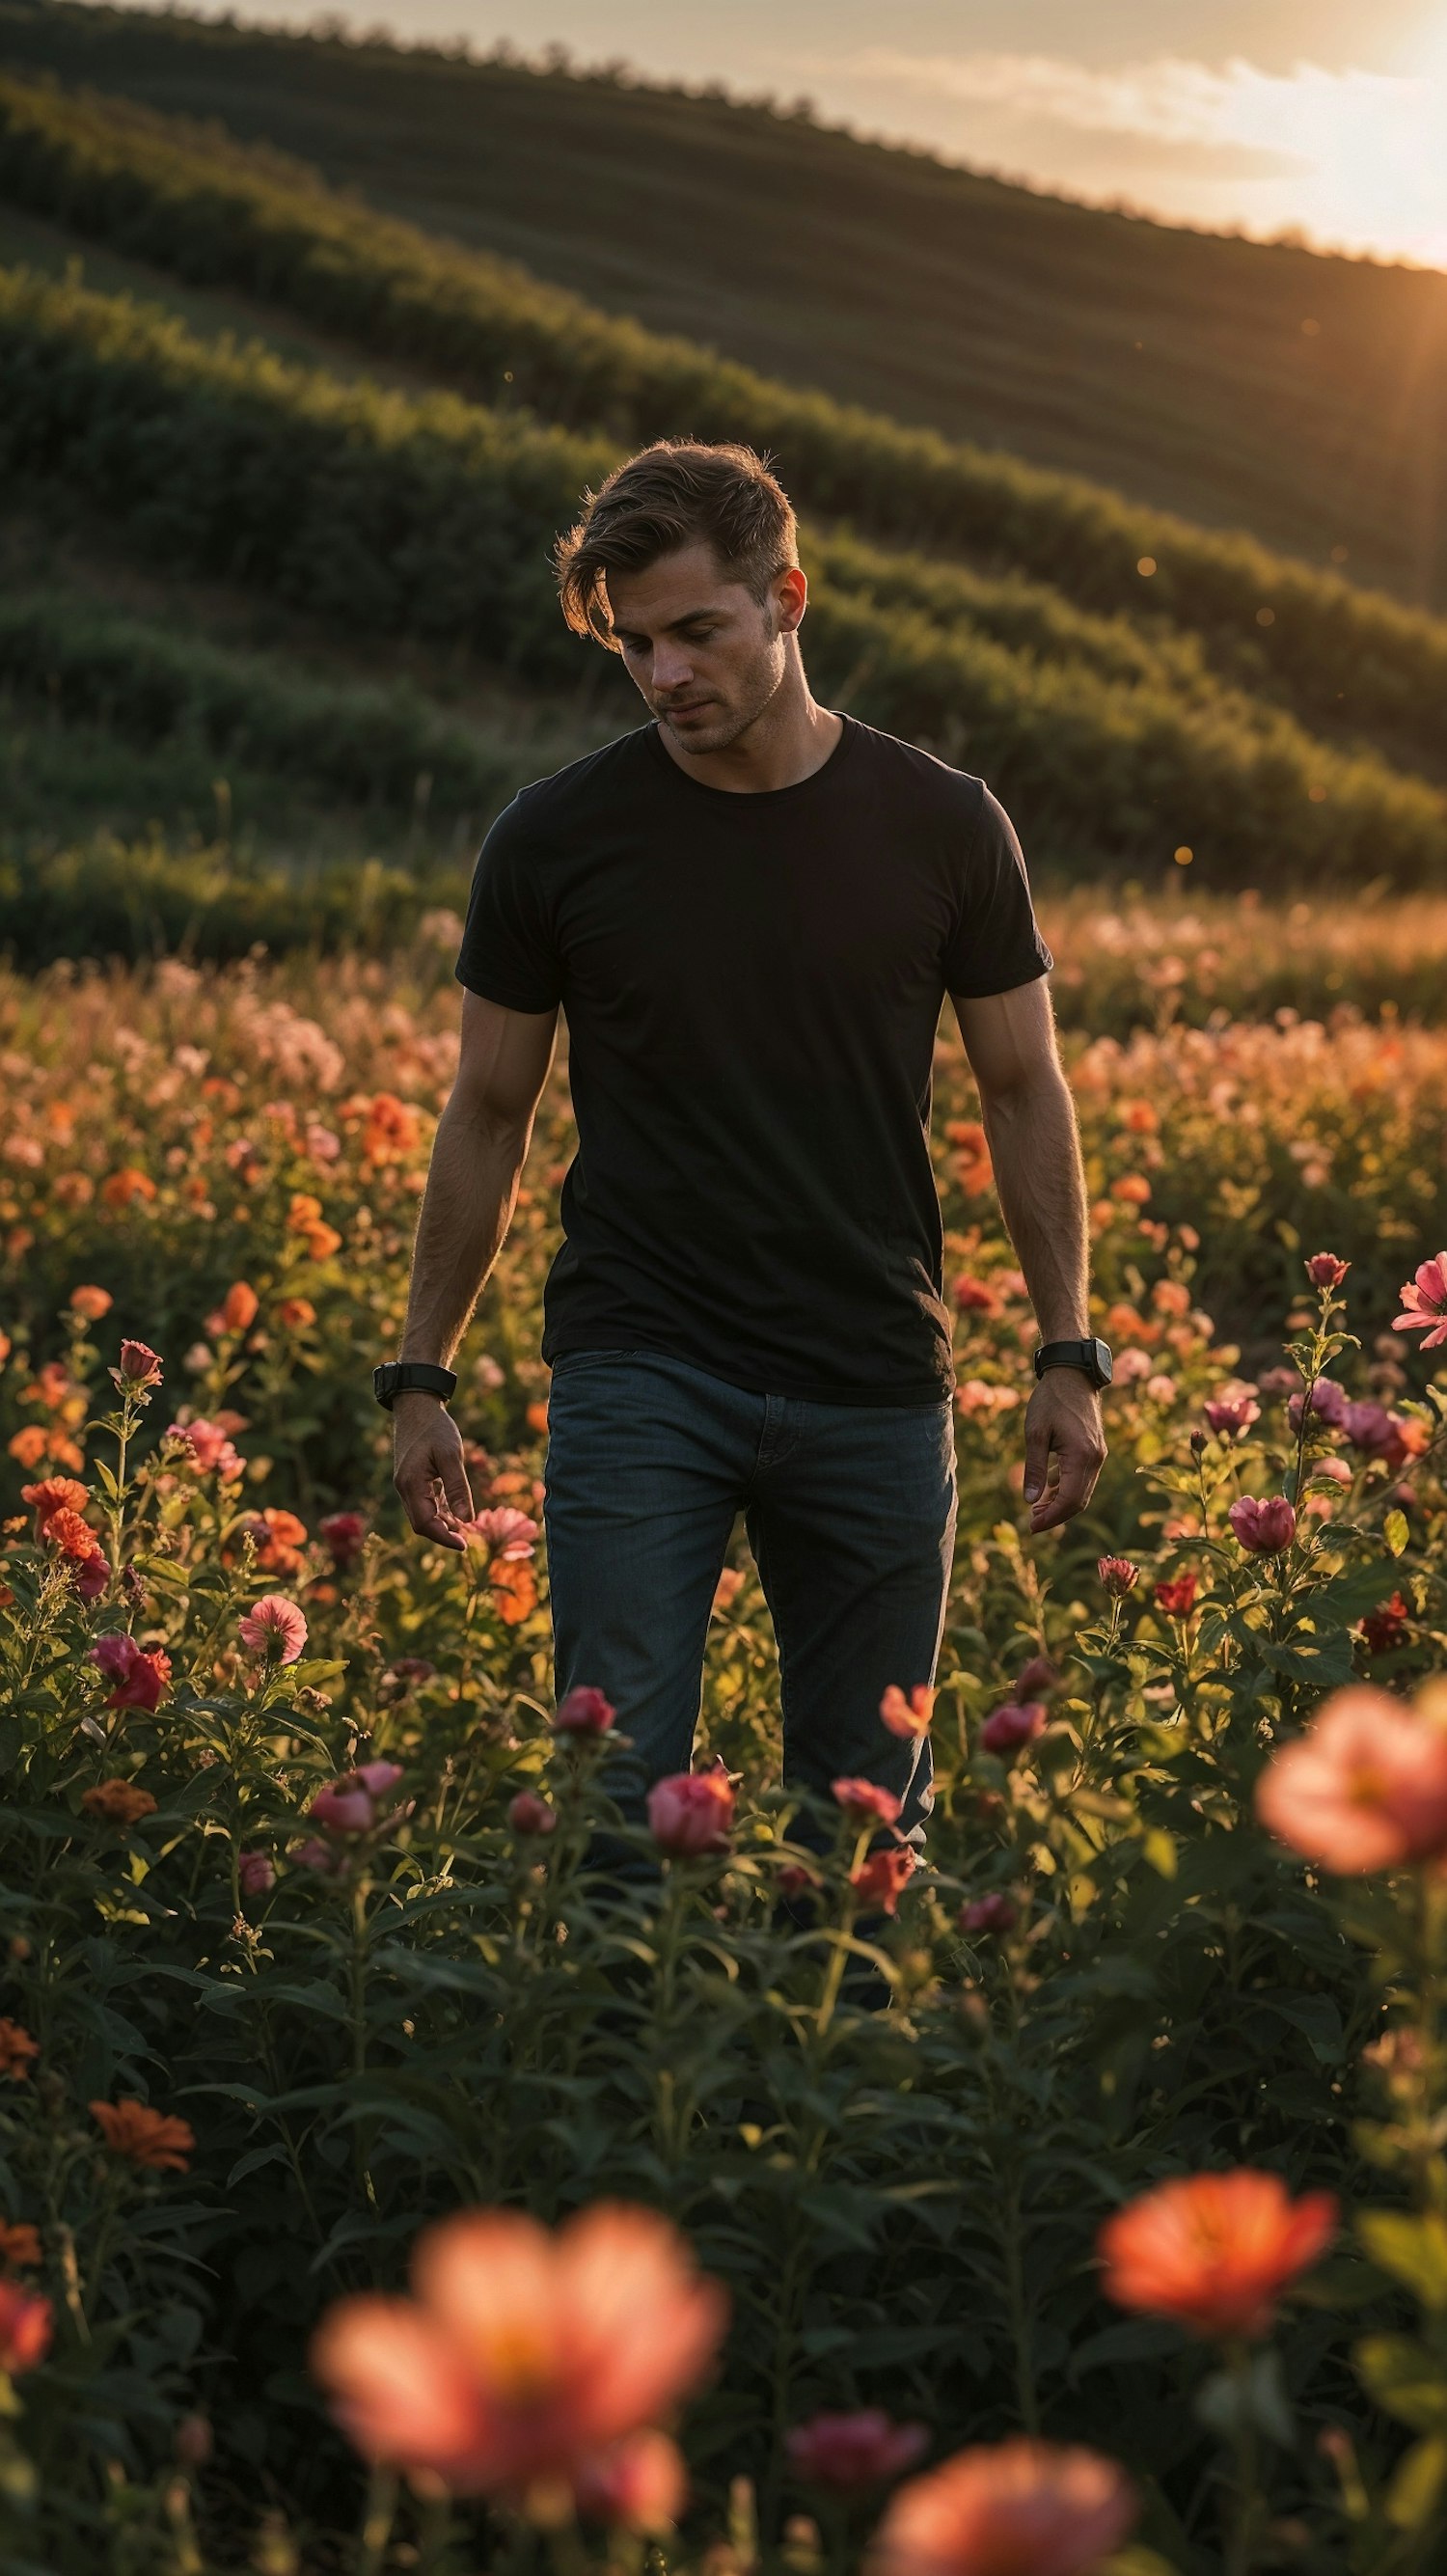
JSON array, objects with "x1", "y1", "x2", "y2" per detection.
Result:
[{"x1": 455, "y1": 714, "x2": 1051, "y2": 1405}]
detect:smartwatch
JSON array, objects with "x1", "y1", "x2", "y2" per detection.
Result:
[
  {"x1": 1033, "y1": 1337, "x2": 1113, "y2": 1390},
  {"x1": 373, "y1": 1360, "x2": 457, "y2": 1411}
]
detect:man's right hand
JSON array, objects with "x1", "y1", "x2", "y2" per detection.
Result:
[{"x1": 393, "y1": 1393, "x2": 476, "y2": 1550}]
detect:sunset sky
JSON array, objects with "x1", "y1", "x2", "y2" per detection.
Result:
[{"x1": 149, "y1": 0, "x2": 1447, "y2": 267}]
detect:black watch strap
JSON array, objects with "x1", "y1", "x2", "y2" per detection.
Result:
[
  {"x1": 1033, "y1": 1337, "x2": 1113, "y2": 1389},
  {"x1": 373, "y1": 1360, "x2": 458, "y2": 1411}
]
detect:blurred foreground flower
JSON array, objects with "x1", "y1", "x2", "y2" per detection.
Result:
[
  {"x1": 1256, "y1": 1683, "x2": 1447, "y2": 1872},
  {"x1": 311, "y1": 2202, "x2": 726, "y2": 2504},
  {"x1": 1099, "y1": 2169, "x2": 1336, "y2": 2339},
  {"x1": 868, "y1": 2436, "x2": 1135, "y2": 2576},
  {"x1": 833, "y1": 1777, "x2": 903, "y2": 1824},
  {"x1": 238, "y1": 1595, "x2": 308, "y2": 1665},
  {"x1": 237, "y1": 1850, "x2": 276, "y2": 1896},
  {"x1": 309, "y1": 1761, "x2": 405, "y2": 1836},
  {"x1": 1392, "y1": 1251, "x2": 1447, "y2": 1349},
  {"x1": 960, "y1": 1894, "x2": 1017, "y2": 1937},
  {"x1": 508, "y1": 1790, "x2": 558, "y2": 1837},
  {"x1": 572, "y1": 2428, "x2": 687, "y2": 2531},
  {"x1": 0, "y1": 2019, "x2": 39, "y2": 2080},
  {"x1": 649, "y1": 1763, "x2": 734, "y2": 1855},
  {"x1": 979, "y1": 1703, "x2": 1047, "y2": 1757},
  {"x1": 880, "y1": 1685, "x2": 935, "y2": 1740},
  {"x1": 91, "y1": 2097, "x2": 195, "y2": 2173},
  {"x1": 788, "y1": 2409, "x2": 928, "y2": 2493},
  {"x1": 0, "y1": 2279, "x2": 52, "y2": 2375},
  {"x1": 851, "y1": 1848, "x2": 916, "y2": 1916},
  {"x1": 553, "y1": 1686, "x2": 615, "y2": 1737}
]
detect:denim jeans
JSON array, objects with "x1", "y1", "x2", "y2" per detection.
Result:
[{"x1": 542, "y1": 1348, "x2": 958, "y2": 1854}]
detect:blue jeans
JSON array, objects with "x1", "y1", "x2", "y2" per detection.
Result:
[{"x1": 542, "y1": 1349, "x2": 958, "y2": 1854}]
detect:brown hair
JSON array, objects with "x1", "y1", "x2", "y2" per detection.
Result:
[{"x1": 554, "y1": 439, "x2": 799, "y2": 648}]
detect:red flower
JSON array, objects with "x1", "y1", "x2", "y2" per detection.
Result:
[
  {"x1": 90, "y1": 1632, "x2": 171, "y2": 1712},
  {"x1": 648, "y1": 1764, "x2": 734, "y2": 1856},
  {"x1": 787, "y1": 2408, "x2": 928, "y2": 2492},
  {"x1": 1152, "y1": 1572, "x2": 1197, "y2": 1618},
  {"x1": 0, "y1": 2280, "x2": 52, "y2": 2375},
  {"x1": 553, "y1": 1687, "x2": 615, "y2": 1737},
  {"x1": 832, "y1": 1777, "x2": 903, "y2": 1824},
  {"x1": 850, "y1": 1847, "x2": 916, "y2": 1916},
  {"x1": 319, "y1": 1511, "x2": 367, "y2": 1570},
  {"x1": 979, "y1": 1703, "x2": 1048, "y2": 1756},
  {"x1": 113, "y1": 1340, "x2": 163, "y2": 1391},
  {"x1": 1361, "y1": 1593, "x2": 1410, "y2": 1656},
  {"x1": 0, "y1": 2020, "x2": 40, "y2": 2080},
  {"x1": 1097, "y1": 1556, "x2": 1138, "y2": 1598},
  {"x1": 42, "y1": 1507, "x2": 103, "y2": 1564},
  {"x1": 1100, "y1": 2169, "x2": 1336, "y2": 2341},
  {"x1": 1305, "y1": 1252, "x2": 1350, "y2": 1289},
  {"x1": 508, "y1": 1791, "x2": 558, "y2": 1837},
  {"x1": 1228, "y1": 1494, "x2": 1297, "y2": 1554}
]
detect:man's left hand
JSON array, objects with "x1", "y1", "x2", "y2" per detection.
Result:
[{"x1": 1022, "y1": 1372, "x2": 1106, "y2": 1534}]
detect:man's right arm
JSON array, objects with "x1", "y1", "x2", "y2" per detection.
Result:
[{"x1": 393, "y1": 988, "x2": 560, "y2": 1549}]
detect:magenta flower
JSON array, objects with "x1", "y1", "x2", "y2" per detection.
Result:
[
  {"x1": 1392, "y1": 1253, "x2": 1447, "y2": 1350},
  {"x1": 980, "y1": 1702, "x2": 1049, "y2": 1756},
  {"x1": 960, "y1": 1893, "x2": 1018, "y2": 1936},
  {"x1": 507, "y1": 1790, "x2": 558, "y2": 1837},
  {"x1": 1289, "y1": 1377, "x2": 1349, "y2": 1435},
  {"x1": 319, "y1": 1511, "x2": 368, "y2": 1570},
  {"x1": 552, "y1": 1686, "x2": 615, "y2": 1737},
  {"x1": 1015, "y1": 1655, "x2": 1058, "y2": 1699},
  {"x1": 1204, "y1": 1391, "x2": 1261, "y2": 1439},
  {"x1": 237, "y1": 1850, "x2": 276, "y2": 1897},
  {"x1": 1305, "y1": 1252, "x2": 1350, "y2": 1289},
  {"x1": 1098, "y1": 1556, "x2": 1139, "y2": 1598},
  {"x1": 237, "y1": 1594, "x2": 309, "y2": 1664},
  {"x1": 90, "y1": 1632, "x2": 171, "y2": 1712},
  {"x1": 786, "y1": 2409, "x2": 929, "y2": 2493},
  {"x1": 1228, "y1": 1494, "x2": 1297, "y2": 1554},
  {"x1": 832, "y1": 1777, "x2": 903, "y2": 1825},
  {"x1": 72, "y1": 1554, "x2": 110, "y2": 1603},
  {"x1": 308, "y1": 1762, "x2": 405, "y2": 1838},
  {"x1": 647, "y1": 1764, "x2": 734, "y2": 1856}
]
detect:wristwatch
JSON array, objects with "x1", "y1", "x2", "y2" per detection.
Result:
[
  {"x1": 1033, "y1": 1337, "x2": 1113, "y2": 1389},
  {"x1": 373, "y1": 1360, "x2": 457, "y2": 1411}
]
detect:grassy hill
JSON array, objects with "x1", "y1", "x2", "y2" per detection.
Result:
[{"x1": 2, "y1": 0, "x2": 1445, "y2": 609}]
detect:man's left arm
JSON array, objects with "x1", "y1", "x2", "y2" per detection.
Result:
[{"x1": 950, "y1": 977, "x2": 1106, "y2": 1534}]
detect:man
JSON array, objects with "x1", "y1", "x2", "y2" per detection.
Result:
[{"x1": 382, "y1": 440, "x2": 1107, "y2": 1851}]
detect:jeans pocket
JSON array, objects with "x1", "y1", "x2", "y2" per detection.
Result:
[{"x1": 548, "y1": 1349, "x2": 651, "y2": 1379}]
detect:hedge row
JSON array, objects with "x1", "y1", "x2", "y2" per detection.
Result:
[
  {"x1": 1, "y1": 70, "x2": 1444, "y2": 766},
  {"x1": 1, "y1": 267, "x2": 1443, "y2": 884}
]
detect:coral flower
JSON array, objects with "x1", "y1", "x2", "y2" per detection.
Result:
[
  {"x1": 238, "y1": 1595, "x2": 309, "y2": 1665},
  {"x1": 1099, "y1": 2169, "x2": 1336, "y2": 2341},
  {"x1": 788, "y1": 2410, "x2": 929, "y2": 2492},
  {"x1": 466, "y1": 1506, "x2": 540, "y2": 1561},
  {"x1": 319, "y1": 1511, "x2": 367, "y2": 1569},
  {"x1": 553, "y1": 1687, "x2": 615, "y2": 1737},
  {"x1": 239, "y1": 1508, "x2": 309, "y2": 1575},
  {"x1": 43, "y1": 1507, "x2": 104, "y2": 1564},
  {"x1": 0, "y1": 2019, "x2": 40, "y2": 2079},
  {"x1": 1392, "y1": 1252, "x2": 1447, "y2": 1350},
  {"x1": 91, "y1": 2098, "x2": 195, "y2": 2172},
  {"x1": 0, "y1": 2222, "x2": 42, "y2": 2270},
  {"x1": 880, "y1": 1684, "x2": 936, "y2": 1740},
  {"x1": 90, "y1": 1633, "x2": 171, "y2": 1712},
  {"x1": 979, "y1": 1704, "x2": 1047, "y2": 1757},
  {"x1": 648, "y1": 1764, "x2": 735, "y2": 1856},
  {"x1": 1097, "y1": 1557, "x2": 1138, "y2": 1598},
  {"x1": 168, "y1": 1417, "x2": 243, "y2": 1479},
  {"x1": 0, "y1": 2280, "x2": 53, "y2": 2375},
  {"x1": 508, "y1": 1790, "x2": 558, "y2": 1837},
  {"x1": 311, "y1": 2201, "x2": 727, "y2": 2501},
  {"x1": 868, "y1": 2437, "x2": 1136, "y2": 2576},
  {"x1": 850, "y1": 1847, "x2": 917, "y2": 1916},
  {"x1": 1152, "y1": 1573, "x2": 1197, "y2": 1618},
  {"x1": 572, "y1": 2429, "x2": 688, "y2": 2531},
  {"x1": 1228, "y1": 1494, "x2": 1297, "y2": 1554},
  {"x1": 68, "y1": 1283, "x2": 113, "y2": 1320},
  {"x1": 1256, "y1": 1685, "x2": 1447, "y2": 1874},
  {"x1": 113, "y1": 1340, "x2": 163, "y2": 1391},
  {"x1": 82, "y1": 1780, "x2": 157, "y2": 1827},
  {"x1": 220, "y1": 1281, "x2": 259, "y2": 1332},
  {"x1": 20, "y1": 1476, "x2": 89, "y2": 1528},
  {"x1": 833, "y1": 1777, "x2": 903, "y2": 1824}
]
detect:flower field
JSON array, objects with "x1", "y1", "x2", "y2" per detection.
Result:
[{"x1": 2, "y1": 942, "x2": 1447, "y2": 2576}]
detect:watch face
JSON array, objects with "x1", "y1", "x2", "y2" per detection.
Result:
[{"x1": 1093, "y1": 1339, "x2": 1114, "y2": 1385}]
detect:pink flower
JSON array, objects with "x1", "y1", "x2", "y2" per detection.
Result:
[
  {"x1": 648, "y1": 1763, "x2": 734, "y2": 1856},
  {"x1": 508, "y1": 1790, "x2": 558, "y2": 1837},
  {"x1": 309, "y1": 1763, "x2": 405, "y2": 1837},
  {"x1": 980, "y1": 1702, "x2": 1048, "y2": 1756},
  {"x1": 293, "y1": 1837, "x2": 340, "y2": 1874},
  {"x1": 167, "y1": 1417, "x2": 243, "y2": 1478},
  {"x1": 238, "y1": 1850, "x2": 276, "y2": 1897},
  {"x1": 832, "y1": 1777, "x2": 903, "y2": 1824},
  {"x1": 870, "y1": 2439, "x2": 1136, "y2": 2576},
  {"x1": 553, "y1": 1687, "x2": 615, "y2": 1737},
  {"x1": 1257, "y1": 1685, "x2": 1447, "y2": 1874},
  {"x1": 1341, "y1": 1402, "x2": 1427, "y2": 1471},
  {"x1": 1015, "y1": 1655, "x2": 1058, "y2": 1700},
  {"x1": 1097, "y1": 1556, "x2": 1138, "y2": 1598},
  {"x1": 787, "y1": 2409, "x2": 929, "y2": 2492},
  {"x1": 112, "y1": 1339, "x2": 163, "y2": 1391},
  {"x1": 1228, "y1": 1494, "x2": 1297, "y2": 1554},
  {"x1": 879, "y1": 1685, "x2": 935, "y2": 1740},
  {"x1": 1101, "y1": 2171, "x2": 1337, "y2": 2343},
  {"x1": 465, "y1": 1507, "x2": 539, "y2": 1561},
  {"x1": 572, "y1": 2429, "x2": 688, "y2": 2531},
  {"x1": 237, "y1": 1594, "x2": 309, "y2": 1664},
  {"x1": 1290, "y1": 1377, "x2": 1350, "y2": 1434},
  {"x1": 90, "y1": 1632, "x2": 171, "y2": 1713},
  {"x1": 1204, "y1": 1391, "x2": 1260, "y2": 1439},
  {"x1": 1305, "y1": 1252, "x2": 1350, "y2": 1288},
  {"x1": 960, "y1": 1893, "x2": 1018, "y2": 1936},
  {"x1": 72, "y1": 1553, "x2": 110, "y2": 1603},
  {"x1": 1392, "y1": 1253, "x2": 1447, "y2": 1350},
  {"x1": 319, "y1": 1512, "x2": 368, "y2": 1570}
]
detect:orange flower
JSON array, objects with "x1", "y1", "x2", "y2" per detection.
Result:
[
  {"x1": 90, "y1": 2098, "x2": 195, "y2": 2172},
  {"x1": 868, "y1": 2437, "x2": 1135, "y2": 2576},
  {"x1": 0, "y1": 2279, "x2": 52, "y2": 2375},
  {"x1": 0, "y1": 2221, "x2": 42, "y2": 2271},
  {"x1": 238, "y1": 1507, "x2": 309, "y2": 1576},
  {"x1": 361, "y1": 1092, "x2": 421, "y2": 1165},
  {"x1": 1257, "y1": 1685, "x2": 1447, "y2": 1874},
  {"x1": 68, "y1": 1284, "x2": 113, "y2": 1320},
  {"x1": 1109, "y1": 1174, "x2": 1152, "y2": 1205},
  {"x1": 100, "y1": 1167, "x2": 157, "y2": 1208},
  {"x1": 82, "y1": 1780, "x2": 158, "y2": 1827},
  {"x1": 0, "y1": 2019, "x2": 40, "y2": 2079},
  {"x1": 20, "y1": 1476, "x2": 89, "y2": 1529},
  {"x1": 221, "y1": 1280, "x2": 259, "y2": 1332},
  {"x1": 7, "y1": 1425, "x2": 48, "y2": 1467},
  {"x1": 276, "y1": 1297, "x2": 316, "y2": 1329},
  {"x1": 1099, "y1": 2170, "x2": 1336, "y2": 2340},
  {"x1": 41, "y1": 1507, "x2": 103, "y2": 1564},
  {"x1": 311, "y1": 2201, "x2": 726, "y2": 2502},
  {"x1": 489, "y1": 1557, "x2": 539, "y2": 1625}
]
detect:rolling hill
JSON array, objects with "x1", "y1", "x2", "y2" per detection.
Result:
[{"x1": 2, "y1": 0, "x2": 1445, "y2": 608}]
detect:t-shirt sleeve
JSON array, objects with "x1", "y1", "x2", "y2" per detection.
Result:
[
  {"x1": 454, "y1": 796, "x2": 562, "y2": 1012},
  {"x1": 942, "y1": 784, "x2": 1053, "y2": 999}
]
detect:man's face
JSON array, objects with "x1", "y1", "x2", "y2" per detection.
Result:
[{"x1": 606, "y1": 541, "x2": 804, "y2": 755}]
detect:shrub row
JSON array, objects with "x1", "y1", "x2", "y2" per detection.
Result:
[
  {"x1": 1, "y1": 71, "x2": 1445, "y2": 766},
  {"x1": 1, "y1": 267, "x2": 1443, "y2": 884}
]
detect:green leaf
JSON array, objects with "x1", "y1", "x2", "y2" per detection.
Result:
[
  {"x1": 1358, "y1": 2213, "x2": 1447, "y2": 2312},
  {"x1": 1355, "y1": 2336, "x2": 1447, "y2": 2432},
  {"x1": 1384, "y1": 1509, "x2": 1409, "y2": 1558},
  {"x1": 1386, "y1": 2434, "x2": 1447, "y2": 2531}
]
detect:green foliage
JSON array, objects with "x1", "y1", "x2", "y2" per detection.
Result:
[{"x1": 1, "y1": 265, "x2": 1443, "y2": 887}]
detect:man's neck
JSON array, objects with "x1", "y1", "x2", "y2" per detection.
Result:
[{"x1": 654, "y1": 682, "x2": 844, "y2": 795}]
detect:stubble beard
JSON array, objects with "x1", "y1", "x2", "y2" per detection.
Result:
[{"x1": 655, "y1": 645, "x2": 785, "y2": 758}]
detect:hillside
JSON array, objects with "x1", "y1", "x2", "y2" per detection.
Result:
[{"x1": 2, "y1": 0, "x2": 1445, "y2": 608}]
